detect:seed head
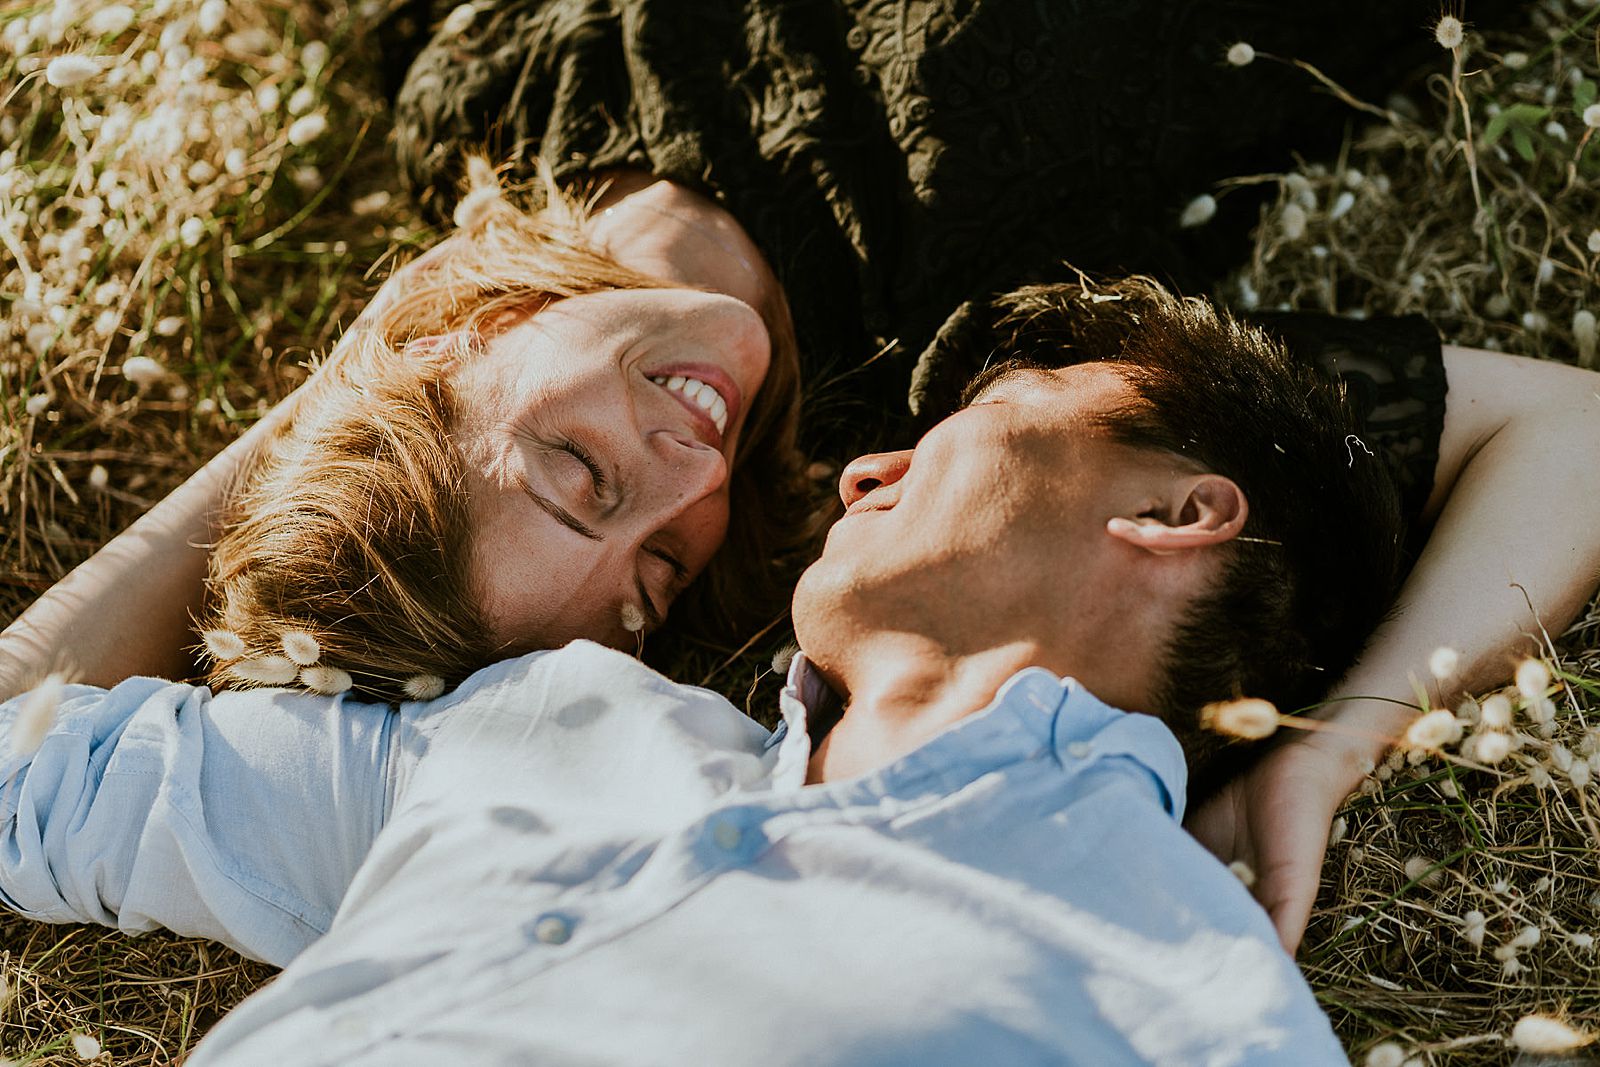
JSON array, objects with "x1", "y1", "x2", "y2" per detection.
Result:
[
  {"x1": 1199, "y1": 697, "x2": 1279, "y2": 740},
  {"x1": 230, "y1": 655, "x2": 298, "y2": 686},
  {"x1": 1227, "y1": 860, "x2": 1256, "y2": 888},
  {"x1": 1364, "y1": 1041, "x2": 1405, "y2": 1067},
  {"x1": 179, "y1": 217, "x2": 204, "y2": 247},
  {"x1": 1462, "y1": 909, "x2": 1486, "y2": 948},
  {"x1": 87, "y1": 464, "x2": 109, "y2": 491},
  {"x1": 25, "y1": 393, "x2": 49, "y2": 417},
  {"x1": 770, "y1": 643, "x2": 799, "y2": 674},
  {"x1": 71, "y1": 1032, "x2": 101, "y2": 1060},
  {"x1": 1481, "y1": 693, "x2": 1512, "y2": 729},
  {"x1": 198, "y1": 0, "x2": 227, "y2": 35},
  {"x1": 301, "y1": 40, "x2": 330, "y2": 76},
  {"x1": 1428, "y1": 646, "x2": 1460, "y2": 681},
  {"x1": 1405, "y1": 709, "x2": 1463, "y2": 750},
  {"x1": 1516, "y1": 658, "x2": 1551, "y2": 702},
  {"x1": 1503, "y1": 51, "x2": 1528, "y2": 69},
  {"x1": 1571, "y1": 760, "x2": 1592, "y2": 789},
  {"x1": 1178, "y1": 193, "x2": 1216, "y2": 228},
  {"x1": 1404, "y1": 855, "x2": 1443, "y2": 887},
  {"x1": 452, "y1": 185, "x2": 502, "y2": 229},
  {"x1": 281, "y1": 629, "x2": 321, "y2": 665},
  {"x1": 1434, "y1": 15, "x2": 1463, "y2": 49},
  {"x1": 1328, "y1": 816, "x2": 1347, "y2": 846},
  {"x1": 121, "y1": 356, "x2": 167, "y2": 387},
  {"x1": 1512, "y1": 1015, "x2": 1594, "y2": 1053},
  {"x1": 403, "y1": 674, "x2": 447, "y2": 701},
  {"x1": 1279, "y1": 202, "x2": 1307, "y2": 240},
  {"x1": 1509, "y1": 924, "x2": 1541, "y2": 949},
  {"x1": 87, "y1": 5, "x2": 136, "y2": 35},
  {"x1": 1328, "y1": 190, "x2": 1355, "y2": 221},
  {"x1": 1225, "y1": 41, "x2": 1254, "y2": 67},
  {"x1": 620, "y1": 601, "x2": 647, "y2": 633},
  {"x1": 300, "y1": 666, "x2": 353, "y2": 695},
  {"x1": 12, "y1": 673, "x2": 64, "y2": 757},
  {"x1": 287, "y1": 113, "x2": 328, "y2": 146},
  {"x1": 202, "y1": 628, "x2": 247, "y2": 661},
  {"x1": 1589, "y1": 230, "x2": 1600, "y2": 254},
  {"x1": 1521, "y1": 310, "x2": 1549, "y2": 333},
  {"x1": 1573, "y1": 309, "x2": 1596, "y2": 368},
  {"x1": 1585, "y1": 104, "x2": 1600, "y2": 129},
  {"x1": 45, "y1": 54, "x2": 104, "y2": 88},
  {"x1": 442, "y1": 3, "x2": 477, "y2": 35}
]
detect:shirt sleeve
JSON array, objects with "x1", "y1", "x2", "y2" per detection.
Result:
[{"x1": 0, "y1": 677, "x2": 398, "y2": 967}]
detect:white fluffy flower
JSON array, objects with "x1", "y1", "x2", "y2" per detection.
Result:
[
  {"x1": 301, "y1": 40, "x2": 329, "y2": 75},
  {"x1": 197, "y1": 0, "x2": 227, "y2": 35},
  {"x1": 230, "y1": 655, "x2": 298, "y2": 686},
  {"x1": 441, "y1": 3, "x2": 477, "y2": 35},
  {"x1": 287, "y1": 112, "x2": 328, "y2": 146},
  {"x1": 300, "y1": 666, "x2": 353, "y2": 695},
  {"x1": 179, "y1": 216, "x2": 205, "y2": 247},
  {"x1": 1405, "y1": 709, "x2": 1463, "y2": 750},
  {"x1": 1179, "y1": 193, "x2": 1217, "y2": 228},
  {"x1": 1585, "y1": 104, "x2": 1600, "y2": 129},
  {"x1": 1472, "y1": 729, "x2": 1510, "y2": 764},
  {"x1": 281, "y1": 629, "x2": 321, "y2": 665},
  {"x1": 71, "y1": 1032, "x2": 101, "y2": 1060},
  {"x1": 25, "y1": 393, "x2": 49, "y2": 416},
  {"x1": 619, "y1": 601, "x2": 647, "y2": 633},
  {"x1": 1575, "y1": 309, "x2": 1597, "y2": 368},
  {"x1": 403, "y1": 674, "x2": 447, "y2": 701},
  {"x1": 1227, "y1": 860, "x2": 1256, "y2": 888},
  {"x1": 1364, "y1": 1041, "x2": 1406, "y2": 1067},
  {"x1": 1461, "y1": 909, "x2": 1486, "y2": 948},
  {"x1": 1434, "y1": 15, "x2": 1463, "y2": 49},
  {"x1": 1588, "y1": 230, "x2": 1600, "y2": 254},
  {"x1": 1279, "y1": 202, "x2": 1307, "y2": 240},
  {"x1": 1404, "y1": 855, "x2": 1443, "y2": 886},
  {"x1": 202, "y1": 628, "x2": 247, "y2": 661},
  {"x1": 1512, "y1": 1015, "x2": 1593, "y2": 1053},
  {"x1": 452, "y1": 184, "x2": 502, "y2": 229},
  {"x1": 1200, "y1": 697, "x2": 1279, "y2": 740},
  {"x1": 1428, "y1": 646, "x2": 1460, "y2": 681},
  {"x1": 1225, "y1": 41, "x2": 1254, "y2": 67},
  {"x1": 121, "y1": 356, "x2": 167, "y2": 386},
  {"x1": 87, "y1": 464, "x2": 109, "y2": 491},
  {"x1": 1516, "y1": 658, "x2": 1551, "y2": 701},
  {"x1": 11, "y1": 674, "x2": 64, "y2": 757},
  {"x1": 1503, "y1": 51, "x2": 1528, "y2": 69},
  {"x1": 45, "y1": 54, "x2": 103, "y2": 88},
  {"x1": 86, "y1": 5, "x2": 136, "y2": 35}
]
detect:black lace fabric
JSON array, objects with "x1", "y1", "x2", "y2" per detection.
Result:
[{"x1": 381, "y1": 0, "x2": 1496, "y2": 530}]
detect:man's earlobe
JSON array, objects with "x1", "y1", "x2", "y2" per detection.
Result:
[{"x1": 1105, "y1": 475, "x2": 1249, "y2": 556}]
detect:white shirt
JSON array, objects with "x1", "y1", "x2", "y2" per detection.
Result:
[{"x1": 1, "y1": 641, "x2": 1345, "y2": 1065}]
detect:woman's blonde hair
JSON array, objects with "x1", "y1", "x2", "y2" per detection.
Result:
[{"x1": 200, "y1": 164, "x2": 807, "y2": 701}]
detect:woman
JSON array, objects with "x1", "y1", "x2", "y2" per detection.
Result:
[{"x1": 0, "y1": 167, "x2": 813, "y2": 704}]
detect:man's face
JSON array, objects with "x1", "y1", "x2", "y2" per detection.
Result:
[{"x1": 794, "y1": 362, "x2": 1191, "y2": 656}]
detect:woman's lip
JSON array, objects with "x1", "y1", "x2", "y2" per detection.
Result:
[
  {"x1": 649, "y1": 362, "x2": 745, "y2": 432},
  {"x1": 662, "y1": 385, "x2": 725, "y2": 450}
]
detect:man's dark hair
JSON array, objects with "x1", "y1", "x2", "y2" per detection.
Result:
[{"x1": 973, "y1": 274, "x2": 1404, "y2": 762}]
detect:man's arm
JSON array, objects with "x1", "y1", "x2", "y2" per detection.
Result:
[
  {"x1": 0, "y1": 676, "x2": 398, "y2": 966},
  {"x1": 1189, "y1": 345, "x2": 1600, "y2": 950}
]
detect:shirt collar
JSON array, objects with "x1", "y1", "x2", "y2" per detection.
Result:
[{"x1": 764, "y1": 655, "x2": 1188, "y2": 817}]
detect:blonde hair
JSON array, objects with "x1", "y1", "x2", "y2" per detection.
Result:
[{"x1": 200, "y1": 165, "x2": 807, "y2": 701}]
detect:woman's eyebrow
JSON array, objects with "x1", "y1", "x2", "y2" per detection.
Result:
[{"x1": 516, "y1": 473, "x2": 603, "y2": 541}]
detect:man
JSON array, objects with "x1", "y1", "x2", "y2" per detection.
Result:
[{"x1": 0, "y1": 278, "x2": 1398, "y2": 1064}]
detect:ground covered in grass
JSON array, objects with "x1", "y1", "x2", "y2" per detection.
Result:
[{"x1": 3, "y1": 0, "x2": 1600, "y2": 1064}]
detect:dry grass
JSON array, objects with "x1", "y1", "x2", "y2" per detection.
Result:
[{"x1": 3, "y1": 0, "x2": 1600, "y2": 1064}]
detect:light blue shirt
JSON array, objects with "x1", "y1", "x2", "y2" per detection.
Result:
[{"x1": 0, "y1": 642, "x2": 1345, "y2": 1065}]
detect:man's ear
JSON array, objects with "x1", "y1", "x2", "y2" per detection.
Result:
[{"x1": 1104, "y1": 474, "x2": 1248, "y2": 556}]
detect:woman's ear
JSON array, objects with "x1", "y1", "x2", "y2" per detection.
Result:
[{"x1": 1105, "y1": 474, "x2": 1249, "y2": 556}]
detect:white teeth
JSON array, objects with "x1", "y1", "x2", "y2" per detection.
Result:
[{"x1": 650, "y1": 374, "x2": 729, "y2": 435}]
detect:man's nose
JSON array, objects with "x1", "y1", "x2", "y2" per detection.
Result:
[{"x1": 838, "y1": 451, "x2": 912, "y2": 507}]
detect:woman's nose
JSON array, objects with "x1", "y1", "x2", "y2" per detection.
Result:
[{"x1": 838, "y1": 451, "x2": 912, "y2": 507}]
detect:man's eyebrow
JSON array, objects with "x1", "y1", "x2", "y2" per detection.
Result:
[
  {"x1": 516, "y1": 474, "x2": 603, "y2": 541},
  {"x1": 959, "y1": 358, "x2": 1051, "y2": 407}
]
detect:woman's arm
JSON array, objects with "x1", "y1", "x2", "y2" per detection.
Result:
[
  {"x1": 1188, "y1": 344, "x2": 1600, "y2": 951},
  {"x1": 0, "y1": 397, "x2": 300, "y2": 701},
  {"x1": 0, "y1": 677, "x2": 397, "y2": 966}
]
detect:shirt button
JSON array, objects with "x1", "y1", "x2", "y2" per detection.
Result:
[
  {"x1": 712, "y1": 821, "x2": 743, "y2": 851},
  {"x1": 532, "y1": 915, "x2": 572, "y2": 945},
  {"x1": 1066, "y1": 741, "x2": 1092, "y2": 759}
]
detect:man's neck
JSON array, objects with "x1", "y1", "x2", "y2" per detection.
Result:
[{"x1": 804, "y1": 636, "x2": 1049, "y2": 784}]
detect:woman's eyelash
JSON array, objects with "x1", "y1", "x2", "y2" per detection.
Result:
[
  {"x1": 646, "y1": 546, "x2": 687, "y2": 581},
  {"x1": 559, "y1": 439, "x2": 607, "y2": 493}
]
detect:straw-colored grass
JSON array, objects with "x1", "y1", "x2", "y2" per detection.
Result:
[{"x1": 3, "y1": 1, "x2": 1600, "y2": 1064}]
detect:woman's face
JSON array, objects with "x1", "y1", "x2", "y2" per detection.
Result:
[{"x1": 449, "y1": 287, "x2": 772, "y2": 653}]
